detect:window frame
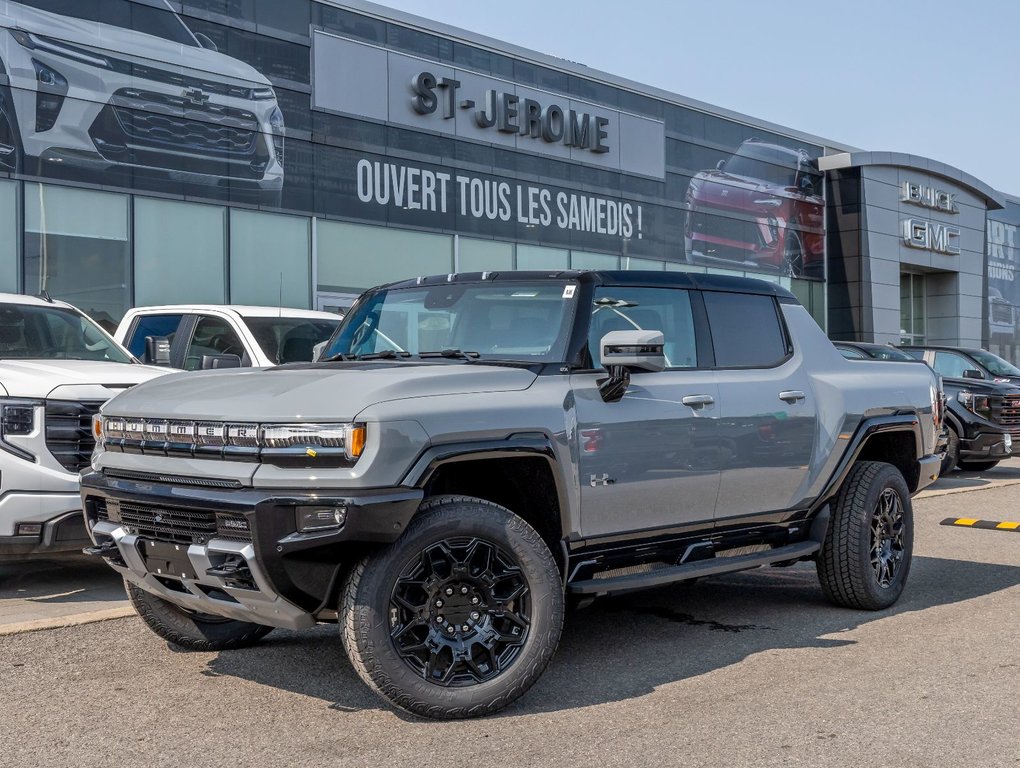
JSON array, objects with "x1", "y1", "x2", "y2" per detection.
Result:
[{"x1": 700, "y1": 290, "x2": 794, "y2": 371}]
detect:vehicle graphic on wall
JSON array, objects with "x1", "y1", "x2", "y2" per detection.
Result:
[
  {"x1": 683, "y1": 139, "x2": 824, "y2": 278},
  {"x1": 0, "y1": 0, "x2": 283, "y2": 204}
]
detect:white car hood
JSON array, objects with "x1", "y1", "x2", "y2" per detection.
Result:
[
  {"x1": 0, "y1": 3, "x2": 271, "y2": 85},
  {"x1": 0, "y1": 359, "x2": 168, "y2": 400}
]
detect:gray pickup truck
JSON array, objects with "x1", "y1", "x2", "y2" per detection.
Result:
[{"x1": 81, "y1": 271, "x2": 943, "y2": 719}]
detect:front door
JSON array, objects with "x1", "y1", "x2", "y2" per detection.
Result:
[{"x1": 574, "y1": 285, "x2": 720, "y2": 538}]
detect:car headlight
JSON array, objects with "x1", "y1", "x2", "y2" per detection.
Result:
[
  {"x1": 958, "y1": 391, "x2": 993, "y2": 420},
  {"x1": 252, "y1": 86, "x2": 276, "y2": 100},
  {"x1": 753, "y1": 198, "x2": 785, "y2": 207},
  {"x1": 0, "y1": 398, "x2": 40, "y2": 461},
  {"x1": 269, "y1": 106, "x2": 285, "y2": 132},
  {"x1": 262, "y1": 423, "x2": 365, "y2": 460},
  {"x1": 11, "y1": 29, "x2": 111, "y2": 69}
]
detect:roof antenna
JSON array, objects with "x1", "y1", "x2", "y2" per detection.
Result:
[
  {"x1": 278, "y1": 272, "x2": 283, "y2": 318},
  {"x1": 38, "y1": 289, "x2": 53, "y2": 303}
]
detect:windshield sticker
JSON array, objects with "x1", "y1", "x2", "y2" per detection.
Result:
[{"x1": 563, "y1": 285, "x2": 576, "y2": 299}]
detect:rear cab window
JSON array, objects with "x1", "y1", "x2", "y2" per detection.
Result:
[{"x1": 702, "y1": 291, "x2": 790, "y2": 368}]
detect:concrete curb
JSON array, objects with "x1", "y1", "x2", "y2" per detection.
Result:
[
  {"x1": 0, "y1": 606, "x2": 135, "y2": 637},
  {"x1": 916, "y1": 476, "x2": 1020, "y2": 499}
]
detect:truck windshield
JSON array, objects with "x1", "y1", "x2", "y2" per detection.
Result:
[
  {"x1": 323, "y1": 282, "x2": 576, "y2": 363},
  {"x1": 970, "y1": 349, "x2": 1020, "y2": 377},
  {"x1": 243, "y1": 317, "x2": 342, "y2": 364},
  {"x1": 0, "y1": 303, "x2": 133, "y2": 363}
]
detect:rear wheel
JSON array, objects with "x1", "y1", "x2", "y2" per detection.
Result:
[
  {"x1": 126, "y1": 581, "x2": 273, "y2": 651},
  {"x1": 816, "y1": 461, "x2": 913, "y2": 610},
  {"x1": 957, "y1": 459, "x2": 1000, "y2": 472},
  {"x1": 340, "y1": 496, "x2": 564, "y2": 719},
  {"x1": 0, "y1": 88, "x2": 23, "y2": 174},
  {"x1": 939, "y1": 425, "x2": 960, "y2": 476}
]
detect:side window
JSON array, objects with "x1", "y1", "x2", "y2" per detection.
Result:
[
  {"x1": 589, "y1": 287, "x2": 697, "y2": 369},
  {"x1": 125, "y1": 314, "x2": 183, "y2": 358},
  {"x1": 184, "y1": 315, "x2": 245, "y2": 370},
  {"x1": 703, "y1": 292, "x2": 789, "y2": 368},
  {"x1": 837, "y1": 345, "x2": 867, "y2": 360},
  {"x1": 932, "y1": 351, "x2": 976, "y2": 378}
]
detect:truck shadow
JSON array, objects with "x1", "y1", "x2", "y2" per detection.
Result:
[
  {"x1": 0, "y1": 556, "x2": 126, "y2": 605},
  {"x1": 202, "y1": 555, "x2": 1020, "y2": 718}
]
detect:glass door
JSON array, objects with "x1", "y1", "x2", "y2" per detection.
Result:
[
  {"x1": 316, "y1": 291, "x2": 359, "y2": 315},
  {"x1": 900, "y1": 272, "x2": 926, "y2": 344}
]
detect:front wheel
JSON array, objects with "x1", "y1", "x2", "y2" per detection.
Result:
[
  {"x1": 939, "y1": 425, "x2": 960, "y2": 476},
  {"x1": 340, "y1": 496, "x2": 564, "y2": 719},
  {"x1": 816, "y1": 461, "x2": 913, "y2": 610},
  {"x1": 126, "y1": 581, "x2": 273, "y2": 651}
]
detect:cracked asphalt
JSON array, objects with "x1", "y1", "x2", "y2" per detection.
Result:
[{"x1": 1, "y1": 483, "x2": 1017, "y2": 768}]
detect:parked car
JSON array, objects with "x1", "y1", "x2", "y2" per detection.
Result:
[
  {"x1": 0, "y1": 0, "x2": 284, "y2": 203},
  {"x1": 115, "y1": 305, "x2": 342, "y2": 369},
  {"x1": 683, "y1": 139, "x2": 824, "y2": 277},
  {"x1": 833, "y1": 341, "x2": 918, "y2": 362},
  {"x1": 83, "y1": 271, "x2": 941, "y2": 718},
  {"x1": 0, "y1": 292, "x2": 167, "y2": 557},
  {"x1": 900, "y1": 345, "x2": 1020, "y2": 473}
]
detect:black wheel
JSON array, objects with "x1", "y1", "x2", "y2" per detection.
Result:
[
  {"x1": 939, "y1": 425, "x2": 960, "y2": 476},
  {"x1": 0, "y1": 87, "x2": 23, "y2": 174},
  {"x1": 957, "y1": 459, "x2": 1000, "y2": 472},
  {"x1": 816, "y1": 461, "x2": 913, "y2": 610},
  {"x1": 340, "y1": 495, "x2": 564, "y2": 719},
  {"x1": 126, "y1": 581, "x2": 273, "y2": 651},
  {"x1": 783, "y1": 226, "x2": 804, "y2": 276}
]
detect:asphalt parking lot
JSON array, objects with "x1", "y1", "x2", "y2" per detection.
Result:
[{"x1": 1, "y1": 465, "x2": 1017, "y2": 768}]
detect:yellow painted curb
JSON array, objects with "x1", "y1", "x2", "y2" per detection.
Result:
[{"x1": 0, "y1": 606, "x2": 135, "y2": 637}]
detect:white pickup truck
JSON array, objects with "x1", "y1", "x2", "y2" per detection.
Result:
[
  {"x1": 0, "y1": 293, "x2": 166, "y2": 558},
  {"x1": 114, "y1": 305, "x2": 342, "y2": 369}
]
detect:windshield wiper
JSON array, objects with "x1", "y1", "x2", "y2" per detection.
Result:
[
  {"x1": 355, "y1": 350, "x2": 412, "y2": 361},
  {"x1": 320, "y1": 352, "x2": 352, "y2": 362},
  {"x1": 418, "y1": 349, "x2": 480, "y2": 360}
]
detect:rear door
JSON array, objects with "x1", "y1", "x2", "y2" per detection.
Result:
[
  {"x1": 573, "y1": 285, "x2": 721, "y2": 538},
  {"x1": 707, "y1": 291, "x2": 819, "y2": 520}
]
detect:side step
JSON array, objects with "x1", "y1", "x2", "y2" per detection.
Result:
[{"x1": 568, "y1": 540, "x2": 821, "y2": 596}]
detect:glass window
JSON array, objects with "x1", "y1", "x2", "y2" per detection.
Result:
[
  {"x1": 571, "y1": 251, "x2": 619, "y2": 270},
  {"x1": 703, "y1": 291, "x2": 789, "y2": 368},
  {"x1": 932, "y1": 351, "x2": 980, "y2": 379},
  {"x1": 0, "y1": 181, "x2": 17, "y2": 293},
  {"x1": 242, "y1": 316, "x2": 341, "y2": 364},
  {"x1": 588, "y1": 286, "x2": 698, "y2": 369},
  {"x1": 135, "y1": 198, "x2": 226, "y2": 306},
  {"x1": 969, "y1": 349, "x2": 1020, "y2": 376},
  {"x1": 900, "y1": 273, "x2": 926, "y2": 344},
  {"x1": 183, "y1": 314, "x2": 245, "y2": 370},
  {"x1": 317, "y1": 221, "x2": 452, "y2": 294},
  {"x1": 458, "y1": 238, "x2": 513, "y2": 272},
  {"x1": 836, "y1": 345, "x2": 867, "y2": 360},
  {"x1": 24, "y1": 183, "x2": 130, "y2": 328},
  {"x1": 229, "y1": 209, "x2": 310, "y2": 308},
  {"x1": 623, "y1": 258, "x2": 665, "y2": 271},
  {"x1": 0, "y1": 301, "x2": 132, "y2": 363},
  {"x1": 124, "y1": 313, "x2": 184, "y2": 358},
  {"x1": 15, "y1": 0, "x2": 199, "y2": 45},
  {"x1": 515, "y1": 245, "x2": 568, "y2": 270},
  {"x1": 323, "y1": 280, "x2": 576, "y2": 362}
]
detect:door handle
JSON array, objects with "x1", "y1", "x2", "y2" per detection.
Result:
[
  {"x1": 682, "y1": 394, "x2": 715, "y2": 409},
  {"x1": 779, "y1": 390, "x2": 806, "y2": 403}
]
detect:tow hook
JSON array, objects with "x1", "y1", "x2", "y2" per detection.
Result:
[
  {"x1": 82, "y1": 541, "x2": 122, "y2": 562},
  {"x1": 205, "y1": 560, "x2": 257, "y2": 590}
]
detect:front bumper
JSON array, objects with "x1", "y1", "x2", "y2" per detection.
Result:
[
  {"x1": 959, "y1": 430, "x2": 1014, "y2": 461},
  {"x1": 80, "y1": 471, "x2": 423, "y2": 629},
  {"x1": 0, "y1": 508, "x2": 89, "y2": 557}
]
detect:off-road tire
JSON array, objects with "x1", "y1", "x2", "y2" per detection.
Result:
[
  {"x1": 340, "y1": 495, "x2": 564, "y2": 719},
  {"x1": 939, "y1": 425, "x2": 960, "y2": 476},
  {"x1": 126, "y1": 581, "x2": 274, "y2": 651},
  {"x1": 956, "y1": 459, "x2": 1000, "y2": 472},
  {"x1": 816, "y1": 461, "x2": 913, "y2": 610}
]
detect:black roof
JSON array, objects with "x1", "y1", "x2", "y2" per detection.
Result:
[
  {"x1": 380, "y1": 270, "x2": 797, "y2": 300},
  {"x1": 899, "y1": 345, "x2": 984, "y2": 355}
]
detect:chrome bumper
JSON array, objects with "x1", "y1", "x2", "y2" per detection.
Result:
[{"x1": 91, "y1": 520, "x2": 315, "y2": 631}]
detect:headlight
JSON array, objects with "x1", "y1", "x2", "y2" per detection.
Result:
[
  {"x1": 252, "y1": 86, "x2": 276, "y2": 100},
  {"x1": 11, "y1": 29, "x2": 111, "y2": 69},
  {"x1": 269, "y1": 106, "x2": 285, "y2": 132},
  {"x1": 262, "y1": 423, "x2": 365, "y2": 460},
  {"x1": 753, "y1": 198, "x2": 784, "y2": 207},
  {"x1": 958, "y1": 391, "x2": 993, "y2": 420},
  {"x1": 0, "y1": 399, "x2": 40, "y2": 462}
]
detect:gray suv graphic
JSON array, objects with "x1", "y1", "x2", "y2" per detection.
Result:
[
  {"x1": 0, "y1": 0, "x2": 283, "y2": 203},
  {"x1": 82, "y1": 271, "x2": 942, "y2": 719}
]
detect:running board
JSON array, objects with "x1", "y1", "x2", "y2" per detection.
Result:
[{"x1": 567, "y1": 541, "x2": 821, "y2": 596}]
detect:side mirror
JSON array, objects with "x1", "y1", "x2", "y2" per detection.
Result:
[
  {"x1": 598, "y1": 330, "x2": 665, "y2": 403},
  {"x1": 715, "y1": 159, "x2": 726, "y2": 171},
  {"x1": 143, "y1": 336, "x2": 171, "y2": 366},
  {"x1": 312, "y1": 340, "x2": 328, "y2": 362},
  {"x1": 963, "y1": 369, "x2": 984, "y2": 379},
  {"x1": 201, "y1": 353, "x2": 242, "y2": 370},
  {"x1": 194, "y1": 32, "x2": 218, "y2": 52}
]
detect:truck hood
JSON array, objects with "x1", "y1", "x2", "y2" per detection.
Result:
[
  {"x1": 101, "y1": 362, "x2": 539, "y2": 422},
  {"x1": 0, "y1": 359, "x2": 168, "y2": 399}
]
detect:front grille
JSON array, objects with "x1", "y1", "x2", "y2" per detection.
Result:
[
  {"x1": 45, "y1": 400, "x2": 104, "y2": 472},
  {"x1": 104, "y1": 469, "x2": 243, "y2": 489},
  {"x1": 998, "y1": 396, "x2": 1020, "y2": 426},
  {"x1": 88, "y1": 89, "x2": 269, "y2": 178},
  {"x1": 100, "y1": 501, "x2": 251, "y2": 545},
  {"x1": 991, "y1": 303, "x2": 1014, "y2": 323}
]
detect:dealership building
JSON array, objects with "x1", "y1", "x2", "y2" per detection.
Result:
[{"x1": 1, "y1": 0, "x2": 1019, "y2": 359}]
